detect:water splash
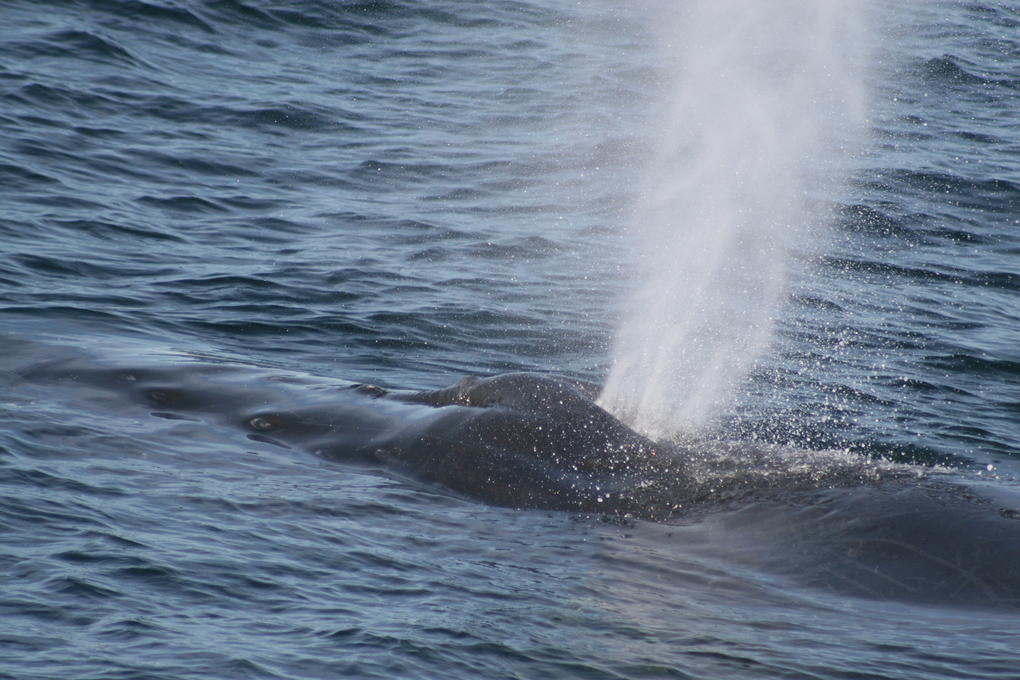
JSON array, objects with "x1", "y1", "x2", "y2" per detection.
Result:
[{"x1": 600, "y1": 0, "x2": 871, "y2": 437}]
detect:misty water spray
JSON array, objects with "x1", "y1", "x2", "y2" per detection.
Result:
[{"x1": 600, "y1": 1, "x2": 870, "y2": 436}]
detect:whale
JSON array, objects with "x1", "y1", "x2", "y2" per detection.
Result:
[
  {"x1": 6, "y1": 335, "x2": 1020, "y2": 608},
  {"x1": 142, "y1": 369, "x2": 912, "y2": 520},
  {"x1": 154, "y1": 370, "x2": 692, "y2": 517},
  {"x1": 8, "y1": 337, "x2": 880, "y2": 518}
]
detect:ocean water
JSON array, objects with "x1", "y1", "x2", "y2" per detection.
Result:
[{"x1": 2, "y1": 1, "x2": 1020, "y2": 679}]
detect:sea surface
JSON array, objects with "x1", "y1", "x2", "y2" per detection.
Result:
[{"x1": 2, "y1": 1, "x2": 1020, "y2": 679}]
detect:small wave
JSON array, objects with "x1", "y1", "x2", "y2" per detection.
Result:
[
  {"x1": 84, "y1": 0, "x2": 216, "y2": 34},
  {"x1": 0, "y1": 161, "x2": 61, "y2": 189},
  {"x1": 819, "y1": 255, "x2": 963, "y2": 284},
  {"x1": 10, "y1": 252, "x2": 167, "y2": 281},
  {"x1": 8, "y1": 82, "x2": 123, "y2": 116},
  {"x1": 923, "y1": 352, "x2": 1020, "y2": 379},
  {"x1": 464, "y1": 235, "x2": 562, "y2": 260},
  {"x1": 350, "y1": 159, "x2": 453, "y2": 184},
  {"x1": 919, "y1": 54, "x2": 1020, "y2": 90},
  {"x1": 140, "y1": 95, "x2": 347, "y2": 132},
  {"x1": 135, "y1": 194, "x2": 227, "y2": 215},
  {"x1": 48, "y1": 218, "x2": 186, "y2": 244},
  {"x1": 128, "y1": 149, "x2": 260, "y2": 179},
  {"x1": 853, "y1": 168, "x2": 1020, "y2": 214},
  {"x1": 834, "y1": 203, "x2": 912, "y2": 239},
  {"x1": 5, "y1": 29, "x2": 141, "y2": 67}
]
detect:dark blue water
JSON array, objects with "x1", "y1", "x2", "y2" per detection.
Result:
[{"x1": 2, "y1": 1, "x2": 1020, "y2": 678}]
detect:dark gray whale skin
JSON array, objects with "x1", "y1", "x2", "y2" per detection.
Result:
[
  {"x1": 8, "y1": 336, "x2": 1020, "y2": 608},
  {"x1": 249, "y1": 373, "x2": 689, "y2": 516},
  {"x1": 10, "y1": 337, "x2": 680, "y2": 515}
]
